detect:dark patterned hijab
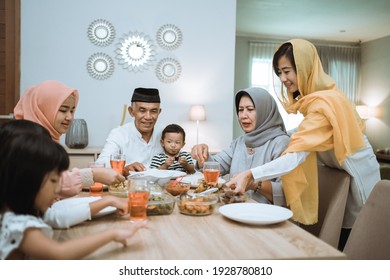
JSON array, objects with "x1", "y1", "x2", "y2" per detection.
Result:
[{"x1": 235, "y1": 87, "x2": 287, "y2": 148}]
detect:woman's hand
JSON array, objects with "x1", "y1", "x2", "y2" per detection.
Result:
[
  {"x1": 92, "y1": 167, "x2": 125, "y2": 185},
  {"x1": 191, "y1": 144, "x2": 209, "y2": 168},
  {"x1": 225, "y1": 170, "x2": 254, "y2": 193}
]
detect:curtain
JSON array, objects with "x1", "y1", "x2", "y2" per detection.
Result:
[
  {"x1": 316, "y1": 45, "x2": 361, "y2": 103},
  {"x1": 249, "y1": 41, "x2": 361, "y2": 104}
]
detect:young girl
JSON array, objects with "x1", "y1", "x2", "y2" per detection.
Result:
[{"x1": 0, "y1": 120, "x2": 145, "y2": 260}]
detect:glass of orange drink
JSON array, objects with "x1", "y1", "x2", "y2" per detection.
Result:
[
  {"x1": 110, "y1": 153, "x2": 126, "y2": 175},
  {"x1": 203, "y1": 162, "x2": 220, "y2": 184}
]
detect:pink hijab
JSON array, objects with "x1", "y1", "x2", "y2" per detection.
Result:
[{"x1": 14, "y1": 80, "x2": 79, "y2": 141}]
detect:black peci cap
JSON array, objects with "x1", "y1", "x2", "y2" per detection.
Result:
[{"x1": 131, "y1": 88, "x2": 160, "y2": 103}]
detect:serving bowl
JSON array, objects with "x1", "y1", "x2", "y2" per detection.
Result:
[
  {"x1": 219, "y1": 190, "x2": 249, "y2": 204},
  {"x1": 128, "y1": 169, "x2": 186, "y2": 186},
  {"x1": 165, "y1": 181, "x2": 190, "y2": 196},
  {"x1": 177, "y1": 193, "x2": 218, "y2": 216},
  {"x1": 147, "y1": 193, "x2": 175, "y2": 216},
  {"x1": 108, "y1": 180, "x2": 128, "y2": 198}
]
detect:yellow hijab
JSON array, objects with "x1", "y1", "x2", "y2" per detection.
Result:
[{"x1": 276, "y1": 39, "x2": 365, "y2": 224}]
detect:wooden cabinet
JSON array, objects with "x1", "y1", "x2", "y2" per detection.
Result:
[
  {"x1": 64, "y1": 147, "x2": 102, "y2": 169},
  {"x1": 64, "y1": 147, "x2": 221, "y2": 170}
]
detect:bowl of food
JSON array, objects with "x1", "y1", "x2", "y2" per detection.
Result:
[
  {"x1": 177, "y1": 193, "x2": 218, "y2": 216},
  {"x1": 193, "y1": 179, "x2": 224, "y2": 194},
  {"x1": 219, "y1": 185, "x2": 249, "y2": 204},
  {"x1": 128, "y1": 170, "x2": 186, "y2": 186},
  {"x1": 219, "y1": 190, "x2": 249, "y2": 204},
  {"x1": 108, "y1": 180, "x2": 128, "y2": 198},
  {"x1": 147, "y1": 193, "x2": 175, "y2": 216},
  {"x1": 165, "y1": 181, "x2": 190, "y2": 196}
]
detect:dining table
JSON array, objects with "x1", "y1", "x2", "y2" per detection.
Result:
[{"x1": 52, "y1": 190, "x2": 346, "y2": 260}]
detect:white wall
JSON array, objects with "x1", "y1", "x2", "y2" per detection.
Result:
[
  {"x1": 233, "y1": 36, "x2": 251, "y2": 139},
  {"x1": 361, "y1": 35, "x2": 390, "y2": 150},
  {"x1": 20, "y1": 0, "x2": 236, "y2": 151}
]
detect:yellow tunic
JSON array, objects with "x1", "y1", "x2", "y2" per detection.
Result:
[{"x1": 276, "y1": 39, "x2": 365, "y2": 224}]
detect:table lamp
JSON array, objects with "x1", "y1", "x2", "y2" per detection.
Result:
[
  {"x1": 356, "y1": 105, "x2": 376, "y2": 120},
  {"x1": 189, "y1": 105, "x2": 206, "y2": 145}
]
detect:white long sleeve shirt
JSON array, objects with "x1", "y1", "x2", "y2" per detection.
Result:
[
  {"x1": 250, "y1": 135, "x2": 380, "y2": 228},
  {"x1": 96, "y1": 121, "x2": 164, "y2": 168},
  {"x1": 43, "y1": 168, "x2": 95, "y2": 228}
]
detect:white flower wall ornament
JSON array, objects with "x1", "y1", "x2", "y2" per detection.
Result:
[
  {"x1": 87, "y1": 52, "x2": 115, "y2": 80},
  {"x1": 88, "y1": 19, "x2": 116, "y2": 47},
  {"x1": 115, "y1": 31, "x2": 156, "y2": 72}
]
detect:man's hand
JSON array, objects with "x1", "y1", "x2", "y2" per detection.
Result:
[{"x1": 123, "y1": 162, "x2": 147, "y2": 176}]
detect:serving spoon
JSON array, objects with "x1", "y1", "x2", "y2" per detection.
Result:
[{"x1": 187, "y1": 187, "x2": 219, "y2": 198}]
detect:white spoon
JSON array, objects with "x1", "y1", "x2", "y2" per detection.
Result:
[{"x1": 188, "y1": 187, "x2": 219, "y2": 198}]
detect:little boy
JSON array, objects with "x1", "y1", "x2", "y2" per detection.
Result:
[{"x1": 150, "y1": 124, "x2": 195, "y2": 174}]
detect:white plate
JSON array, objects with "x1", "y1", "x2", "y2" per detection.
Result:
[
  {"x1": 219, "y1": 203, "x2": 293, "y2": 225},
  {"x1": 181, "y1": 172, "x2": 226, "y2": 187},
  {"x1": 128, "y1": 169, "x2": 186, "y2": 186},
  {"x1": 51, "y1": 196, "x2": 116, "y2": 218}
]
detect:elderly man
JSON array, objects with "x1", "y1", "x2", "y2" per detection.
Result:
[{"x1": 96, "y1": 88, "x2": 163, "y2": 175}]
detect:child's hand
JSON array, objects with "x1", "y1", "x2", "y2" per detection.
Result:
[
  {"x1": 164, "y1": 157, "x2": 175, "y2": 166},
  {"x1": 178, "y1": 157, "x2": 195, "y2": 174},
  {"x1": 109, "y1": 196, "x2": 128, "y2": 215},
  {"x1": 114, "y1": 220, "x2": 148, "y2": 246},
  {"x1": 90, "y1": 195, "x2": 129, "y2": 217},
  {"x1": 177, "y1": 156, "x2": 187, "y2": 166}
]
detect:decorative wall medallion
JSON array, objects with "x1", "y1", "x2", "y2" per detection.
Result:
[
  {"x1": 87, "y1": 19, "x2": 115, "y2": 47},
  {"x1": 156, "y1": 24, "x2": 182, "y2": 50},
  {"x1": 116, "y1": 31, "x2": 156, "y2": 72},
  {"x1": 155, "y1": 57, "x2": 181, "y2": 83},
  {"x1": 87, "y1": 53, "x2": 114, "y2": 80}
]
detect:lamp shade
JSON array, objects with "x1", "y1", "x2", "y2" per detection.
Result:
[
  {"x1": 356, "y1": 105, "x2": 376, "y2": 120},
  {"x1": 189, "y1": 105, "x2": 206, "y2": 121}
]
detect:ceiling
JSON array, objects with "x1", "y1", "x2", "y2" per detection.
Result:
[{"x1": 236, "y1": 0, "x2": 390, "y2": 43}]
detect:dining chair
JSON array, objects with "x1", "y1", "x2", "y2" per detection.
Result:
[
  {"x1": 343, "y1": 179, "x2": 390, "y2": 259},
  {"x1": 300, "y1": 164, "x2": 350, "y2": 248},
  {"x1": 120, "y1": 104, "x2": 127, "y2": 126}
]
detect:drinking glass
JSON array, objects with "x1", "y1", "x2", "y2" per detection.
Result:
[
  {"x1": 110, "y1": 153, "x2": 126, "y2": 175},
  {"x1": 203, "y1": 162, "x2": 220, "y2": 184},
  {"x1": 88, "y1": 162, "x2": 105, "y2": 196},
  {"x1": 127, "y1": 178, "x2": 150, "y2": 221}
]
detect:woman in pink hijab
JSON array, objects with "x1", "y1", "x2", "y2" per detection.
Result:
[
  {"x1": 14, "y1": 80, "x2": 79, "y2": 142},
  {"x1": 14, "y1": 80, "x2": 128, "y2": 228}
]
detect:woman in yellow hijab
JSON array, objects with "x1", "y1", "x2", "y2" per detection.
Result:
[{"x1": 226, "y1": 39, "x2": 380, "y2": 248}]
